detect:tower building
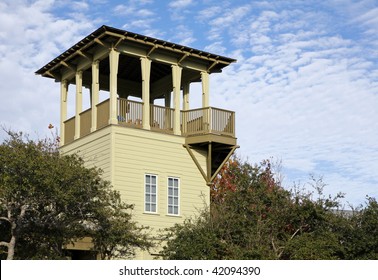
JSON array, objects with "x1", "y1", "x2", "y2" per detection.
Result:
[{"x1": 36, "y1": 25, "x2": 237, "y2": 259}]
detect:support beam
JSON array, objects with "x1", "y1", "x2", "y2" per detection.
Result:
[
  {"x1": 207, "y1": 142, "x2": 212, "y2": 182},
  {"x1": 109, "y1": 48, "x2": 119, "y2": 125},
  {"x1": 91, "y1": 60, "x2": 100, "y2": 132},
  {"x1": 74, "y1": 71, "x2": 83, "y2": 140},
  {"x1": 210, "y1": 145, "x2": 239, "y2": 182},
  {"x1": 60, "y1": 80, "x2": 68, "y2": 146},
  {"x1": 201, "y1": 71, "x2": 209, "y2": 108},
  {"x1": 172, "y1": 64, "x2": 182, "y2": 135},
  {"x1": 183, "y1": 144, "x2": 208, "y2": 184},
  {"x1": 184, "y1": 143, "x2": 239, "y2": 185},
  {"x1": 140, "y1": 57, "x2": 151, "y2": 130}
]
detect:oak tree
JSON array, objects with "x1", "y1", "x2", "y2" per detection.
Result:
[{"x1": 0, "y1": 131, "x2": 151, "y2": 260}]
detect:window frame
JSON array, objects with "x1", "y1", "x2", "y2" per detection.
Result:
[
  {"x1": 167, "y1": 177, "x2": 180, "y2": 216},
  {"x1": 144, "y1": 174, "x2": 158, "y2": 214}
]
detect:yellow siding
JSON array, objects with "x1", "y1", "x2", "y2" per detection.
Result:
[
  {"x1": 112, "y1": 125, "x2": 209, "y2": 234},
  {"x1": 60, "y1": 124, "x2": 209, "y2": 259},
  {"x1": 60, "y1": 127, "x2": 112, "y2": 181}
]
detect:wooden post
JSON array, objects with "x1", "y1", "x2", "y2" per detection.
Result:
[
  {"x1": 141, "y1": 57, "x2": 151, "y2": 130},
  {"x1": 109, "y1": 48, "x2": 119, "y2": 125},
  {"x1": 183, "y1": 82, "x2": 190, "y2": 110},
  {"x1": 74, "y1": 71, "x2": 82, "y2": 140},
  {"x1": 60, "y1": 80, "x2": 68, "y2": 146},
  {"x1": 91, "y1": 60, "x2": 99, "y2": 132},
  {"x1": 201, "y1": 71, "x2": 209, "y2": 108},
  {"x1": 172, "y1": 65, "x2": 182, "y2": 135}
]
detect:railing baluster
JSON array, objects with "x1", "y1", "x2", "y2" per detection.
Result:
[{"x1": 116, "y1": 98, "x2": 235, "y2": 137}]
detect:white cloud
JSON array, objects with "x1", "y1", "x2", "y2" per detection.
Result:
[
  {"x1": 72, "y1": 1, "x2": 89, "y2": 10},
  {"x1": 0, "y1": 0, "x2": 96, "y2": 141},
  {"x1": 113, "y1": 1, "x2": 157, "y2": 34},
  {"x1": 172, "y1": 25, "x2": 196, "y2": 46},
  {"x1": 114, "y1": 4, "x2": 154, "y2": 17},
  {"x1": 205, "y1": 3, "x2": 378, "y2": 205},
  {"x1": 196, "y1": 6, "x2": 222, "y2": 21},
  {"x1": 168, "y1": 0, "x2": 193, "y2": 9},
  {"x1": 122, "y1": 19, "x2": 156, "y2": 31}
]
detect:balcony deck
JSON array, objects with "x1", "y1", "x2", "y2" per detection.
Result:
[{"x1": 63, "y1": 98, "x2": 236, "y2": 145}]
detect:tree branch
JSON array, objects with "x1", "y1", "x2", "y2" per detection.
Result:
[
  {"x1": 0, "y1": 241, "x2": 9, "y2": 248},
  {"x1": 290, "y1": 225, "x2": 306, "y2": 241},
  {"x1": 0, "y1": 216, "x2": 10, "y2": 223}
]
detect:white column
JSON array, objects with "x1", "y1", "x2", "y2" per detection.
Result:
[
  {"x1": 172, "y1": 65, "x2": 182, "y2": 135},
  {"x1": 74, "y1": 71, "x2": 83, "y2": 140},
  {"x1": 140, "y1": 57, "x2": 151, "y2": 130},
  {"x1": 183, "y1": 82, "x2": 190, "y2": 110},
  {"x1": 60, "y1": 80, "x2": 68, "y2": 146},
  {"x1": 201, "y1": 71, "x2": 209, "y2": 108},
  {"x1": 109, "y1": 48, "x2": 119, "y2": 125},
  {"x1": 91, "y1": 60, "x2": 100, "y2": 132}
]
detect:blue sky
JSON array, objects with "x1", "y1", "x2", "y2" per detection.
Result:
[{"x1": 0, "y1": 0, "x2": 377, "y2": 206}]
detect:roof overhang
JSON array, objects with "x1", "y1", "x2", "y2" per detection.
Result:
[{"x1": 35, "y1": 25, "x2": 237, "y2": 81}]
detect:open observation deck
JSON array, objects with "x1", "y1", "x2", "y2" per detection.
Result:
[{"x1": 64, "y1": 98, "x2": 236, "y2": 145}]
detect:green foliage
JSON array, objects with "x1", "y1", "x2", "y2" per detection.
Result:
[
  {"x1": 0, "y1": 131, "x2": 151, "y2": 259},
  {"x1": 160, "y1": 157, "x2": 377, "y2": 260},
  {"x1": 342, "y1": 197, "x2": 378, "y2": 259}
]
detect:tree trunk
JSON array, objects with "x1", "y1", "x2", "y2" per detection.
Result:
[{"x1": 7, "y1": 235, "x2": 16, "y2": 260}]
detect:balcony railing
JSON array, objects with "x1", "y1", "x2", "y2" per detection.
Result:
[
  {"x1": 118, "y1": 99, "x2": 143, "y2": 128},
  {"x1": 181, "y1": 107, "x2": 235, "y2": 137},
  {"x1": 63, "y1": 98, "x2": 235, "y2": 144},
  {"x1": 150, "y1": 104, "x2": 174, "y2": 133}
]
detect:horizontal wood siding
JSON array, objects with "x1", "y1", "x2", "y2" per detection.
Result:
[
  {"x1": 59, "y1": 127, "x2": 112, "y2": 182},
  {"x1": 60, "y1": 125, "x2": 209, "y2": 258},
  {"x1": 112, "y1": 126, "x2": 209, "y2": 234}
]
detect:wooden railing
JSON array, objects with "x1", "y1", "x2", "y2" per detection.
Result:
[
  {"x1": 80, "y1": 108, "x2": 91, "y2": 138},
  {"x1": 181, "y1": 107, "x2": 235, "y2": 137},
  {"x1": 150, "y1": 104, "x2": 174, "y2": 133},
  {"x1": 63, "y1": 98, "x2": 235, "y2": 144},
  {"x1": 64, "y1": 117, "x2": 75, "y2": 144},
  {"x1": 118, "y1": 99, "x2": 143, "y2": 128},
  {"x1": 97, "y1": 99, "x2": 109, "y2": 129}
]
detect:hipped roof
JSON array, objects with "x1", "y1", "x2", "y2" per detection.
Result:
[{"x1": 35, "y1": 25, "x2": 236, "y2": 79}]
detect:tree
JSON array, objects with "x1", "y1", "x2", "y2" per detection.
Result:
[
  {"x1": 160, "y1": 157, "x2": 351, "y2": 260},
  {"x1": 341, "y1": 197, "x2": 378, "y2": 259},
  {"x1": 0, "y1": 131, "x2": 151, "y2": 260}
]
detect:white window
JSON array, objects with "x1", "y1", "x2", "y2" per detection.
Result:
[
  {"x1": 168, "y1": 177, "x2": 179, "y2": 215},
  {"x1": 145, "y1": 174, "x2": 157, "y2": 213}
]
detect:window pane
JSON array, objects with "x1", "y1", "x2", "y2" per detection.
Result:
[
  {"x1": 174, "y1": 189, "x2": 178, "y2": 196},
  {"x1": 152, "y1": 176, "x2": 156, "y2": 184},
  {"x1": 168, "y1": 188, "x2": 173, "y2": 195},
  {"x1": 168, "y1": 206, "x2": 172, "y2": 214},
  {"x1": 146, "y1": 185, "x2": 150, "y2": 193},
  {"x1": 168, "y1": 178, "x2": 173, "y2": 186},
  {"x1": 151, "y1": 194, "x2": 156, "y2": 203},
  {"x1": 168, "y1": 197, "x2": 173, "y2": 205},
  {"x1": 174, "y1": 206, "x2": 178, "y2": 214},
  {"x1": 151, "y1": 204, "x2": 156, "y2": 212},
  {"x1": 152, "y1": 186, "x2": 156, "y2": 194},
  {"x1": 146, "y1": 175, "x2": 150, "y2": 184},
  {"x1": 145, "y1": 204, "x2": 150, "y2": 212},
  {"x1": 174, "y1": 179, "x2": 178, "y2": 188},
  {"x1": 174, "y1": 197, "x2": 178, "y2": 205}
]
